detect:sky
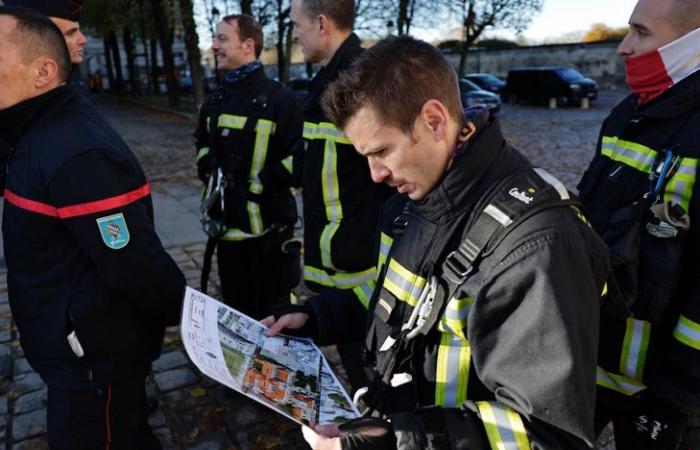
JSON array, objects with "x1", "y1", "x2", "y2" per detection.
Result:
[
  {"x1": 521, "y1": 0, "x2": 638, "y2": 41},
  {"x1": 412, "y1": 0, "x2": 638, "y2": 44}
]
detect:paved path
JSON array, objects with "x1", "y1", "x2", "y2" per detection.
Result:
[{"x1": 0, "y1": 93, "x2": 628, "y2": 449}]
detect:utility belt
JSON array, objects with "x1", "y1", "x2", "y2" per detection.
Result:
[{"x1": 356, "y1": 167, "x2": 581, "y2": 417}]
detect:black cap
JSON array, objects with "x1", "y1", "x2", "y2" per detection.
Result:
[{"x1": 3, "y1": 0, "x2": 82, "y2": 21}]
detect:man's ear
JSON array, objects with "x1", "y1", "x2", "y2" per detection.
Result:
[
  {"x1": 419, "y1": 99, "x2": 449, "y2": 141},
  {"x1": 318, "y1": 14, "x2": 330, "y2": 35},
  {"x1": 243, "y1": 37, "x2": 256, "y2": 56},
  {"x1": 33, "y1": 57, "x2": 60, "y2": 89}
]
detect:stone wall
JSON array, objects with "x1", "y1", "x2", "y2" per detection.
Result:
[{"x1": 444, "y1": 40, "x2": 626, "y2": 89}]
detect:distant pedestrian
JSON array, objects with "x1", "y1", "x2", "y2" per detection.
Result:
[{"x1": 0, "y1": 6, "x2": 185, "y2": 449}]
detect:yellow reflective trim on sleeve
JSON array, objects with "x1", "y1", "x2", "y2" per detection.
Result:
[
  {"x1": 303, "y1": 265, "x2": 376, "y2": 290},
  {"x1": 476, "y1": 402, "x2": 530, "y2": 450},
  {"x1": 673, "y1": 315, "x2": 700, "y2": 350},
  {"x1": 196, "y1": 147, "x2": 210, "y2": 162},
  {"x1": 282, "y1": 155, "x2": 293, "y2": 174},
  {"x1": 218, "y1": 114, "x2": 248, "y2": 130},
  {"x1": 219, "y1": 228, "x2": 268, "y2": 241},
  {"x1": 596, "y1": 367, "x2": 647, "y2": 396},
  {"x1": 206, "y1": 116, "x2": 211, "y2": 133},
  {"x1": 434, "y1": 331, "x2": 471, "y2": 408},
  {"x1": 352, "y1": 280, "x2": 376, "y2": 309},
  {"x1": 382, "y1": 258, "x2": 426, "y2": 307},
  {"x1": 619, "y1": 319, "x2": 651, "y2": 381}
]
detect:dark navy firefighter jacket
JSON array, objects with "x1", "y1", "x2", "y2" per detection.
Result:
[{"x1": 0, "y1": 85, "x2": 186, "y2": 389}]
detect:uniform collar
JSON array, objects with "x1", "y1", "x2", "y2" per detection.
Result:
[
  {"x1": 411, "y1": 115, "x2": 507, "y2": 221},
  {"x1": 304, "y1": 33, "x2": 362, "y2": 113},
  {"x1": 0, "y1": 84, "x2": 76, "y2": 147},
  {"x1": 636, "y1": 70, "x2": 700, "y2": 119}
]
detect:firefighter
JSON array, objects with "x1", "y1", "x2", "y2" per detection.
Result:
[
  {"x1": 0, "y1": 7, "x2": 185, "y2": 449},
  {"x1": 289, "y1": 0, "x2": 392, "y2": 394},
  {"x1": 6, "y1": 0, "x2": 90, "y2": 96},
  {"x1": 576, "y1": 0, "x2": 700, "y2": 447},
  {"x1": 195, "y1": 14, "x2": 302, "y2": 320},
  {"x1": 264, "y1": 36, "x2": 610, "y2": 450}
]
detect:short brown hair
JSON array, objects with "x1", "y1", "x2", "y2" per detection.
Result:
[
  {"x1": 300, "y1": 0, "x2": 355, "y2": 31},
  {"x1": 322, "y1": 36, "x2": 464, "y2": 134},
  {"x1": 0, "y1": 6, "x2": 71, "y2": 82},
  {"x1": 223, "y1": 14, "x2": 263, "y2": 58}
]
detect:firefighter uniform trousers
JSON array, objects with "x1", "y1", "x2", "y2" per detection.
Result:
[{"x1": 195, "y1": 64, "x2": 302, "y2": 320}]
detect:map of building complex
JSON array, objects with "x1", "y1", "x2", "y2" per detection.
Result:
[{"x1": 181, "y1": 287, "x2": 360, "y2": 427}]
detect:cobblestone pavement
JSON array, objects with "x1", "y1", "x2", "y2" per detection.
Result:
[{"x1": 0, "y1": 93, "x2": 630, "y2": 449}]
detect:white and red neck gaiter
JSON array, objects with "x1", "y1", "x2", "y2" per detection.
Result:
[{"x1": 625, "y1": 27, "x2": 700, "y2": 104}]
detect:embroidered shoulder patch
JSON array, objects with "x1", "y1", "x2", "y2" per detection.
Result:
[{"x1": 96, "y1": 213, "x2": 130, "y2": 250}]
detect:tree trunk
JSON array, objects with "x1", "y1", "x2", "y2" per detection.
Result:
[
  {"x1": 150, "y1": 36, "x2": 161, "y2": 94},
  {"x1": 123, "y1": 26, "x2": 141, "y2": 95},
  {"x1": 240, "y1": 0, "x2": 253, "y2": 15},
  {"x1": 285, "y1": 22, "x2": 294, "y2": 81},
  {"x1": 179, "y1": 0, "x2": 206, "y2": 108},
  {"x1": 276, "y1": 2, "x2": 289, "y2": 83},
  {"x1": 397, "y1": 0, "x2": 409, "y2": 35},
  {"x1": 150, "y1": 0, "x2": 179, "y2": 107},
  {"x1": 103, "y1": 36, "x2": 116, "y2": 92},
  {"x1": 108, "y1": 30, "x2": 125, "y2": 94}
]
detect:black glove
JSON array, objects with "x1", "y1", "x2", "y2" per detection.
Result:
[
  {"x1": 271, "y1": 302, "x2": 318, "y2": 340},
  {"x1": 391, "y1": 405, "x2": 490, "y2": 450},
  {"x1": 615, "y1": 396, "x2": 686, "y2": 449},
  {"x1": 339, "y1": 417, "x2": 396, "y2": 450}
]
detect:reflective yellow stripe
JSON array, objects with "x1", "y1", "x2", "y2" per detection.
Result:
[
  {"x1": 378, "y1": 232, "x2": 393, "y2": 270},
  {"x1": 219, "y1": 227, "x2": 267, "y2": 241},
  {"x1": 246, "y1": 119, "x2": 276, "y2": 234},
  {"x1": 435, "y1": 296, "x2": 472, "y2": 407},
  {"x1": 196, "y1": 147, "x2": 210, "y2": 162},
  {"x1": 664, "y1": 158, "x2": 698, "y2": 213},
  {"x1": 218, "y1": 114, "x2": 247, "y2": 129},
  {"x1": 620, "y1": 319, "x2": 651, "y2": 381},
  {"x1": 352, "y1": 280, "x2": 376, "y2": 309},
  {"x1": 303, "y1": 121, "x2": 352, "y2": 144},
  {"x1": 601, "y1": 136, "x2": 698, "y2": 212},
  {"x1": 206, "y1": 117, "x2": 211, "y2": 133},
  {"x1": 303, "y1": 265, "x2": 376, "y2": 290},
  {"x1": 596, "y1": 367, "x2": 647, "y2": 396},
  {"x1": 320, "y1": 139, "x2": 342, "y2": 269},
  {"x1": 382, "y1": 258, "x2": 426, "y2": 307},
  {"x1": 477, "y1": 402, "x2": 529, "y2": 450},
  {"x1": 601, "y1": 136, "x2": 657, "y2": 173},
  {"x1": 282, "y1": 155, "x2": 293, "y2": 174},
  {"x1": 673, "y1": 315, "x2": 700, "y2": 350}
]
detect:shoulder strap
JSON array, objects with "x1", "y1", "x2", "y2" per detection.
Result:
[
  {"x1": 414, "y1": 167, "x2": 581, "y2": 337},
  {"x1": 242, "y1": 81, "x2": 282, "y2": 135}
]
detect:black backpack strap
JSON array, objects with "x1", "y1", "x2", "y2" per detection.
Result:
[{"x1": 412, "y1": 167, "x2": 582, "y2": 338}]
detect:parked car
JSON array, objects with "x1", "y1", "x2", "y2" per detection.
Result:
[
  {"x1": 504, "y1": 67, "x2": 597, "y2": 107},
  {"x1": 463, "y1": 73, "x2": 506, "y2": 97},
  {"x1": 287, "y1": 78, "x2": 310, "y2": 101},
  {"x1": 459, "y1": 79, "x2": 502, "y2": 114}
]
